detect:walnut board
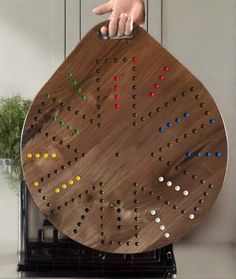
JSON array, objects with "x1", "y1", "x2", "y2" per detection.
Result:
[{"x1": 21, "y1": 21, "x2": 228, "y2": 254}]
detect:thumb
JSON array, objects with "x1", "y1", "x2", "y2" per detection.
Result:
[{"x1": 93, "y1": 1, "x2": 112, "y2": 15}]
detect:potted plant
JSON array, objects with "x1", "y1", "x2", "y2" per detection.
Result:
[{"x1": 0, "y1": 93, "x2": 31, "y2": 193}]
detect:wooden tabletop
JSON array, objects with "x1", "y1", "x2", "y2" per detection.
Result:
[{"x1": 21, "y1": 21, "x2": 228, "y2": 254}]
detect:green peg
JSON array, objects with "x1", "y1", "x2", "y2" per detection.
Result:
[
  {"x1": 44, "y1": 93, "x2": 50, "y2": 99},
  {"x1": 76, "y1": 87, "x2": 82, "y2": 93},
  {"x1": 66, "y1": 125, "x2": 71, "y2": 130},
  {"x1": 74, "y1": 128, "x2": 79, "y2": 135},
  {"x1": 52, "y1": 116, "x2": 57, "y2": 122}
]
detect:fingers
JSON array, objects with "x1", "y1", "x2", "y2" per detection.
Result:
[
  {"x1": 125, "y1": 17, "x2": 134, "y2": 36},
  {"x1": 98, "y1": 11, "x2": 135, "y2": 38},
  {"x1": 108, "y1": 13, "x2": 119, "y2": 37},
  {"x1": 117, "y1": 13, "x2": 128, "y2": 37},
  {"x1": 100, "y1": 26, "x2": 108, "y2": 36},
  {"x1": 109, "y1": 13, "x2": 133, "y2": 37},
  {"x1": 93, "y1": 1, "x2": 112, "y2": 15}
]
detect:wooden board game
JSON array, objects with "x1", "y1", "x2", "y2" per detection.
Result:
[{"x1": 21, "y1": 21, "x2": 228, "y2": 254}]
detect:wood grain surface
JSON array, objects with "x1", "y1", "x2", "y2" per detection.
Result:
[{"x1": 21, "y1": 21, "x2": 228, "y2": 254}]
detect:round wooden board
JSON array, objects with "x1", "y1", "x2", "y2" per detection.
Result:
[{"x1": 21, "y1": 21, "x2": 228, "y2": 254}]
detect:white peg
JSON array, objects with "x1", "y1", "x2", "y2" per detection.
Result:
[{"x1": 158, "y1": 176, "x2": 164, "y2": 182}]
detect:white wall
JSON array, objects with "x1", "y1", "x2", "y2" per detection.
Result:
[
  {"x1": 0, "y1": 0, "x2": 235, "y2": 247},
  {"x1": 163, "y1": 0, "x2": 236, "y2": 244}
]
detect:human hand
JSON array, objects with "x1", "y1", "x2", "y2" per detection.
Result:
[{"x1": 93, "y1": 0, "x2": 145, "y2": 38}]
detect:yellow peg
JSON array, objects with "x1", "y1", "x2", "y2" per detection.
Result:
[
  {"x1": 69, "y1": 179, "x2": 74, "y2": 185},
  {"x1": 62, "y1": 184, "x2": 67, "y2": 190}
]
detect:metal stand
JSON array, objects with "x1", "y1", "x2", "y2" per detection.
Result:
[{"x1": 18, "y1": 180, "x2": 177, "y2": 278}]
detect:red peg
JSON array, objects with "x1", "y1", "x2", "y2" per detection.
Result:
[
  {"x1": 114, "y1": 76, "x2": 120, "y2": 82},
  {"x1": 163, "y1": 66, "x2": 169, "y2": 72},
  {"x1": 149, "y1": 92, "x2": 155, "y2": 97}
]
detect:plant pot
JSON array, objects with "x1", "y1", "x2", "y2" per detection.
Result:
[{"x1": 0, "y1": 158, "x2": 12, "y2": 173}]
